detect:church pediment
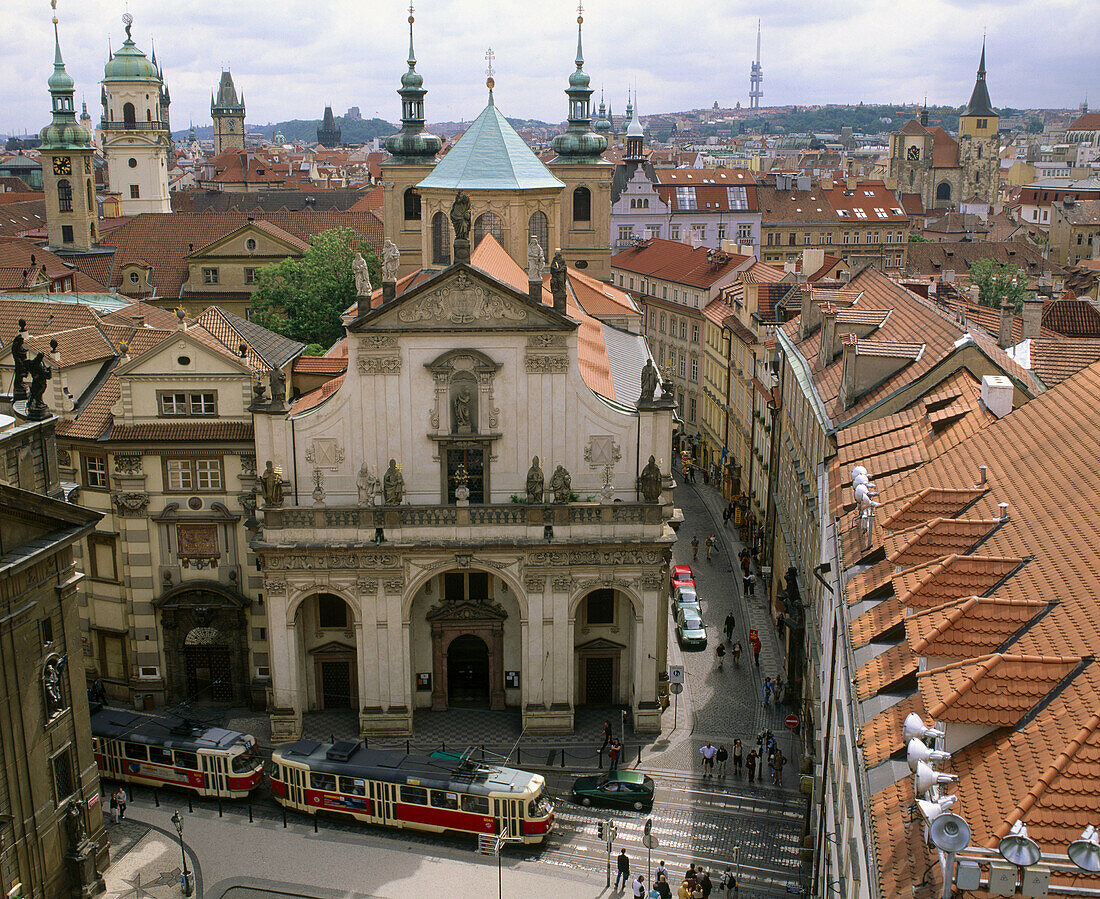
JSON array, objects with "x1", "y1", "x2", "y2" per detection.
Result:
[
  {"x1": 574, "y1": 637, "x2": 627, "y2": 652},
  {"x1": 350, "y1": 264, "x2": 576, "y2": 333},
  {"x1": 425, "y1": 598, "x2": 509, "y2": 622},
  {"x1": 308, "y1": 640, "x2": 356, "y2": 655}
]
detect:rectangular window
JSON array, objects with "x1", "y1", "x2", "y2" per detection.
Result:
[
  {"x1": 678, "y1": 354, "x2": 686, "y2": 378},
  {"x1": 149, "y1": 746, "x2": 174, "y2": 765},
  {"x1": 853, "y1": 208, "x2": 868, "y2": 219},
  {"x1": 82, "y1": 453, "x2": 108, "y2": 489},
  {"x1": 646, "y1": 225, "x2": 661, "y2": 240},
  {"x1": 692, "y1": 224, "x2": 706, "y2": 241},
  {"x1": 202, "y1": 267, "x2": 219, "y2": 285},
  {"x1": 175, "y1": 750, "x2": 198, "y2": 769},
  {"x1": 430, "y1": 790, "x2": 460, "y2": 810},
  {"x1": 309, "y1": 773, "x2": 337, "y2": 792},
  {"x1": 843, "y1": 233, "x2": 851, "y2": 245},
  {"x1": 400, "y1": 786, "x2": 428, "y2": 805},
  {"x1": 318, "y1": 593, "x2": 348, "y2": 629},
  {"x1": 129, "y1": 185, "x2": 140, "y2": 199},
  {"x1": 738, "y1": 223, "x2": 752, "y2": 242},
  {"x1": 804, "y1": 233, "x2": 812, "y2": 245},
  {"x1": 659, "y1": 313, "x2": 666, "y2": 333},
  {"x1": 726, "y1": 186, "x2": 749, "y2": 210},
  {"x1": 690, "y1": 358, "x2": 699, "y2": 382},
  {"x1": 124, "y1": 742, "x2": 148, "y2": 761},
  {"x1": 158, "y1": 392, "x2": 217, "y2": 416},
  {"x1": 61, "y1": 225, "x2": 74, "y2": 243},
  {"x1": 788, "y1": 232, "x2": 796, "y2": 246},
  {"x1": 676, "y1": 186, "x2": 697, "y2": 210},
  {"x1": 717, "y1": 224, "x2": 727, "y2": 240},
  {"x1": 52, "y1": 748, "x2": 75, "y2": 803},
  {"x1": 689, "y1": 396, "x2": 697, "y2": 422},
  {"x1": 618, "y1": 225, "x2": 634, "y2": 242},
  {"x1": 166, "y1": 458, "x2": 223, "y2": 492},
  {"x1": 244, "y1": 267, "x2": 258, "y2": 285},
  {"x1": 670, "y1": 224, "x2": 681, "y2": 241},
  {"x1": 691, "y1": 323, "x2": 700, "y2": 343},
  {"x1": 824, "y1": 233, "x2": 833, "y2": 245},
  {"x1": 585, "y1": 588, "x2": 615, "y2": 625},
  {"x1": 339, "y1": 776, "x2": 366, "y2": 796},
  {"x1": 88, "y1": 533, "x2": 118, "y2": 581},
  {"x1": 680, "y1": 321, "x2": 687, "y2": 340},
  {"x1": 461, "y1": 794, "x2": 490, "y2": 814},
  {"x1": 40, "y1": 617, "x2": 54, "y2": 645}
]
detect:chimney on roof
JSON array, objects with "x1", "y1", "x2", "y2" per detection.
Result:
[
  {"x1": 998, "y1": 299, "x2": 1015, "y2": 349},
  {"x1": 981, "y1": 374, "x2": 1013, "y2": 418},
  {"x1": 846, "y1": 176, "x2": 857, "y2": 191},
  {"x1": 818, "y1": 303, "x2": 838, "y2": 368},
  {"x1": 998, "y1": 502, "x2": 1009, "y2": 521},
  {"x1": 802, "y1": 248, "x2": 825, "y2": 280},
  {"x1": 799, "y1": 287, "x2": 823, "y2": 340},
  {"x1": 840, "y1": 333, "x2": 858, "y2": 410},
  {"x1": 1022, "y1": 293, "x2": 1043, "y2": 341}
]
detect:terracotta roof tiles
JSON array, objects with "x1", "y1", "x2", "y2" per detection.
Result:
[
  {"x1": 289, "y1": 372, "x2": 344, "y2": 414},
  {"x1": 856, "y1": 642, "x2": 918, "y2": 700},
  {"x1": 905, "y1": 595, "x2": 1049, "y2": 658},
  {"x1": 292, "y1": 355, "x2": 347, "y2": 375},
  {"x1": 611, "y1": 238, "x2": 750, "y2": 289},
  {"x1": 23, "y1": 326, "x2": 116, "y2": 368},
  {"x1": 881, "y1": 486, "x2": 987, "y2": 530},
  {"x1": 109, "y1": 421, "x2": 253, "y2": 442},
  {"x1": 1029, "y1": 337, "x2": 1100, "y2": 387},
  {"x1": 1041, "y1": 297, "x2": 1100, "y2": 337},
  {"x1": 883, "y1": 517, "x2": 1001, "y2": 569}
]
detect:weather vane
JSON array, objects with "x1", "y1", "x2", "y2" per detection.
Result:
[
  {"x1": 485, "y1": 47, "x2": 495, "y2": 90},
  {"x1": 122, "y1": 10, "x2": 133, "y2": 40}
]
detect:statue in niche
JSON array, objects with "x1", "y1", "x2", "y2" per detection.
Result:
[
  {"x1": 527, "y1": 235, "x2": 545, "y2": 282},
  {"x1": 65, "y1": 799, "x2": 85, "y2": 852},
  {"x1": 356, "y1": 462, "x2": 379, "y2": 505},
  {"x1": 638, "y1": 455, "x2": 663, "y2": 503},
  {"x1": 450, "y1": 192, "x2": 471, "y2": 241},
  {"x1": 382, "y1": 239, "x2": 400, "y2": 282},
  {"x1": 383, "y1": 459, "x2": 405, "y2": 504},
  {"x1": 549, "y1": 464, "x2": 572, "y2": 504},
  {"x1": 452, "y1": 384, "x2": 474, "y2": 434},
  {"x1": 352, "y1": 252, "x2": 372, "y2": 297},
  {"x1": 526, "y1": 456, "x2": 544, "y2": 503},
  {"x1": 640, "y1": 359, "x2": 659, "y2": 403},
  {"x1": 43, "y1": 658, "x2": 65, "y2": 718},
  {"x1": 260, "y1": 460, "x2": 284, "y2": 507}
]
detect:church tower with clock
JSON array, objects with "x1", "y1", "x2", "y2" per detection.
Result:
[
  {"x1": 211, "y1": 71, "x2": 246, "y2": 155},
  {"x1": 40, "y1": 6, "x2": 97, "y2": 251}
]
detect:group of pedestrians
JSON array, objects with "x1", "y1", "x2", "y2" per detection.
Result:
[
  {"x1": 615, "y1": 852, "x2": 738, "y2": 897},
  {"x1": 600, "y1": 720, "x2": 625, "y2": 771}
]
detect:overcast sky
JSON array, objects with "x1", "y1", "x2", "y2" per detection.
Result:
[{"x1": 3, "y1": 0, "x2": 1092, "y2": 136}]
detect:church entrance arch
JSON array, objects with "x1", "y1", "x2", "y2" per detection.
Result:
[
  {"x1": 154, "y1": 582, "x2": 249, "y2": 705},
  {"x1": 298, "y1": 592, "x2": 359, "y2": 711},
  {"x1": 936, "y1": 181, "x2": 952, "y2": 204},
  {"x1": 446, "y1": 634, "x2": 490, "y2": 705},
  {"x1": 572, "y1": 588, "x2": 637, "y2": 707}
]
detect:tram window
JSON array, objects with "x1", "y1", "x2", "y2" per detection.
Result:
[
  {"x1": 175, "y1": 751, "x2": 198, "y2": 769},
  {"x1": 124, "y1": 742, "x2": 148, "y2": 761},
  {"x1": 309, "y1": 773, "x2": 337, "y2": 792},
  {"x1": 430, "y1": 790, "x2": 459, "y2": 810},
  {"x1": 400, "y1": 786, "x2": 427, "y2": 805},
  {"x1": 232, "y1": 753, "x2": 257, "y2": 773},
  {"x1": 149, "y1": 747, "x2": 174, "y2": 765},
  {"x1": 461, "y1": 794, "x2": 490, "y2": 814},
  {"x1": 339, "y1": 777, "x2": 366, "y2": 796}
]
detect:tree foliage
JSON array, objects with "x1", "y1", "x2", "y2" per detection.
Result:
[
  {"x1": 968, "y1": 258, "x2": 1029, "y2": 314},
  {"x1": 249, "y1": 228, "x2": 380, "y2": 348}
]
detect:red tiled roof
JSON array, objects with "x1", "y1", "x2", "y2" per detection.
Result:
[
  {"x1": 929, "y1": 126, "x2": 959, "y2": 168},
  {"x1": 1041, "y1": 297, "x2": 1100, "y2": 337},
  {"x1": 293, "y1": 355, "x2": 347, "y2": 374},
  {"x1": 1029, "y1": 337, "x2": 1100, "y2": 387},
  {"x1": 612, "y1": 238, "x2": 749, "y2": 289},
  {"x1": 109, "y1": 421, "x2": 253, "y2": 441},
  {"x1": 289, "y1": 372, "x2": 344, "y2": 414}
]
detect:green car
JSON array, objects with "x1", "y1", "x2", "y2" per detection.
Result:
[
  {"x1": 571, "y1": 771, "x2": 655, "y2": 811},
  {"x1": 676, "y1": 608, "x2": 707, "y2": 649}
]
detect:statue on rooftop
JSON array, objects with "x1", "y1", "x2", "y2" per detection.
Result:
[
  {"x1": 449, "y1": 192, "x2": 471, "y2": 241},
  {"x1": 638, "y1": 455, "x2": 663, "y2": 503},
  {"x1": 25, "y1": 352, "x2": 52, "y2": 420},
  {"x1": 527, "y1": 235, "x2": 545, "y2": 282},
  {"x1": 549, "y1": 464, "x2": 572, "y2": 504},
  {"x1": 260, "y1": 460, "x2": 284, "y2": 507},
  {"x1": 11, "y1": 320, "x2": 28, "y2": 400},
  {"x1": 640, "y1": 359, "x2": 659, "y2": 403},
  {"x1": 383, "y1": 459, "x2": 405, "y2": 505},
  {"x1": 526, "y1": 456, "x2": 544, "y2": 504},
  {"x1": 352, "y1": 252, "x2": 372, "y2": 297},
  {"x1": 382, "y1": 239, "x2": 400, "y2": 283}
]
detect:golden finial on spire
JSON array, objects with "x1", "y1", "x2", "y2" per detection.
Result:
[
  {"x1": 577, "y1": 1, "x2": 583, "y2": 24},
  {"x1": 51, "y1": 0, "x2": 58, "y2": 24},
  {"x1": 485, "y1": 47, "x2": 495, "y2": 91},
  {"x1": 408, "y1": 2, "x2": 414, "y2": 24}
]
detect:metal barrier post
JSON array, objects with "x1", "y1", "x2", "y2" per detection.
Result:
[
  {"x1": 313, "y1": 814, "x2": 318, "y2": 833},
  {"x1": 188, "y1": 795, "x2": 193, "y2": 814},
  {"x1": 282, "y1": 806, "x2": 287, "y2": 828},
  {"x1": 248, "y1": 801, "x2": 253, "y2": 823},
  {"x1": 153, "y1": 790, "x2": 159, "y2": 808},
  {"x1": 560, "y1": 748, "x2": 565, "y2": 768}
]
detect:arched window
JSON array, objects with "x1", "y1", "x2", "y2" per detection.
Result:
[
  {"x1": 123, "y1": 102, "x2": 136, "y2": 126},
  {"x1": 528, "y1": 211, "x2": 549, "y2": 257},
  {"x1": 403, "y1": 187, "x2": 421, "y2": 221},
  {"x1": 90, "y1": 223, "x2": 96, "y2": 241},
  {"x1": 977, "y1": 145, "x2": 983, "y2": 160},
  {"x1": 431, "y1": 211, "x2": 451, "y2": 265},
  {"x1": 935, "y1": 182, "x2": 951, "y2": 203},
  {"x1": 573, "y1": 186, "x2": 591, "y2": 223},
  {"x1": 473, "y1": 212, "x2": 503, "y2": 247},
  {"x1": 57, "y1": 179, "x2": 72, "y2": 212},
  {"x1": 146, "y1": 108, "x2": 152, "y2": 122},
  {"x1": 86, "y1": 180, "x2": 94, "y2": 212}
]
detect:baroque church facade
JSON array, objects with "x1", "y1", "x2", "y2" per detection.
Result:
[
  {"x1": 253, "y1": 10, "x2": 675, "y2": 739},
  {"x1": 888, "y1": 44, "x2": 1000, "y2": 210}
]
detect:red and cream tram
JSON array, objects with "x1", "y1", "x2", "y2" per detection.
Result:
[
  {"x1": 270, "y1": 740, "x2": 554, "y2": 844},
  {"x1": 91, "y1": 706, "x2": 264, "y2": 798}
]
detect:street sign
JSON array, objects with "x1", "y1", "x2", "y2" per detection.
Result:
[
  {"x1": 644, "y1": 818, "x2": 652, "y2": 837},
  {"x1": 643, "y1": 834, "x2": 659, "y2": 849},
  {"x1": 669, "y1": 682, "x2": 683, "y2": 695},
  {"x1": 785, "y1": 714, "x2": 800, "y2": 729},
  {"x1": 669, "y1": 666, "x2": 684, "y2": 685}
]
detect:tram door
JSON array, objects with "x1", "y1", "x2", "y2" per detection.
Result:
[
  {"x1": 102, "y1": 739, "x2": 124, "y2": 778},
  {"x1": 496, "y1": 798, "x2": 521, "y2": 838},
  {"x1": 201, "y1": 752, "x2": 228, "y2": 795},
  {"x1": 369, "y1": 781, "x2": 394, "y2": 825},
  {"x1": 285, "y1": 765, "x2": 305, "y2": 807}
]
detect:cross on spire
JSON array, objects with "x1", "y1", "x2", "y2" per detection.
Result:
[
  {"x1": 485, "y1": 47, "x2": 495, "y2": 80},
  {"x1": 577, "y1": 1, "x2": 584, "y2": 17}
]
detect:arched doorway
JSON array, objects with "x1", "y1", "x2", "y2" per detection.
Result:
[
  {"x1": 298, "y1": 592, "x2": 358, "y2": 711},
  {"x1": 447, "y1": 634, "x2": 490, "y2": 705},
  {"x1": 184, "y1": 626, "x2": 233, "y2": 702},
  {"x1": 573, "y1": 588, "x2": 636, "y2": 707},
  {"x1": 936, "y1": 181, "x2": 952, "y2": 204}
]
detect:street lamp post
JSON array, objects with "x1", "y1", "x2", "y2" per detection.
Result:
[{"x1": 171, "y1": 811, "x2": 192, "y2": 897}]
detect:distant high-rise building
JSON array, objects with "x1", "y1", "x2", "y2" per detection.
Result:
[
  {"x1": 749, "y1": 19, "x2": 763, "y2": 109},
  {"x1": 317, "y1": 106, "x2": 341, "y2": 147},
  {"x1": 211, "y1": 70, "x2": 246, "y2": 155}
]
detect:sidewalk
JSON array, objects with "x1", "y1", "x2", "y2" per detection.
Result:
[{"x1": 101, "y1": 804, "x2": 619, "y2": 899}]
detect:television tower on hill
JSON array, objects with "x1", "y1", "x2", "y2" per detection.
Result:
[{"x1": 749, "y1": 19, "x2": 763, "y2": 109}]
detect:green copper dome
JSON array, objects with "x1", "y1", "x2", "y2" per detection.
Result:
[
  {"x1": 385, "y1": 12, "x2": 441, "y2": 162},
  {"x1": 550, "y1": 16, "x2": 607, "y2": 164},
  {"x1": 104, "y1": 40, "x2": 161, "y2": 83},
  {"x1": 40, "y1": 22, "x2": 91, "y2": 151}
]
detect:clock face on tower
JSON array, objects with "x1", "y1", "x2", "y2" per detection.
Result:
[
  {"x1": 227, "y1": 121, "x2": 235, "y2": 132},
  {"x1": 906, "y1": 145, "x2": 920, "y2": 162},
  {"x1": 53, "y1": 156, "x2": 72, "y2": 176}
]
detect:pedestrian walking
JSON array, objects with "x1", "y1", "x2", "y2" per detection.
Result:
[
  {"x1": 616, "y1": 848, "x2": 631, "y2": 891},
  {"x1": 113, "y1": 787, "x2": 127, "y2": 821},
  {"x1": 746, "y1": 572, "x2": 756, "y2": 596},
  {"x1": 633, "y1": 874, "x2": 646, "y2": 898},
  {"x1": 774, "y1": 676, "x2": 785, "y2": 706},
  {"x1": 691, "y1": 535, "x2": 699, "y2": 561},
  {"x1": 600, "y1": 719, "x2": 613, "y2": 753},
  {"x1": 773, "y1": 750, "x2": 786, "y2": 786},
  {"x1": 746, "y1": 749, "x2": 758, "y2": 783},
  {"x1": 656, "y1": 875, "x2": 672, "y2": 899},
  {"x1": 685, "y1": 864, "x2": 697, "y2": 882},
  {"x1": 91, "y1": 677, "x2": 107, "y2": 705},
  {"x1": 716, "y1": 744, "x2": 728, "y2": 778},
  {"x1": 740, "y1": 552, "x2": 750, "y2": 576},
  {"x1": 731, "y1": 641, "x2": 742, "y2": 667},
  {"x1": 762, "y1": 677, "x2": 772, "y2": 706},
  {"x1": 700, "y1": 742, "x2": 716, "y2": 776},
  {"x1": 723, "y1": 612, "x2": 735, "y2": 644},
  {"x1": 609, "y1": 738, "x2": 622, "y2": 772},
  {"x1": 656, "y1": 862, "x2": 668, "y2": 883},
  {"x1": 699, "y1": 869, "x2": 713, "y2": 899},
  {"x1": 741, "y1": 572, "x2": 751, "y2": 596},
  {"x1": 705, "y1": 535, "x2": 716, "y2": 562},
  {"x1": 715, "y1": 642, "x2": 726, "y2": 671},
  {"x1": 109, "y1": 790, "x2": 118, "y2": 824},
  {"x1": 732, "y1": 739, "x2": 743, "y2": 776},
  {"x1": 752, "y1": 639, "x2": 761, "y2": 669},
  {"x1": 720, "y1": 868, "x2": 739, "y2": 898}
]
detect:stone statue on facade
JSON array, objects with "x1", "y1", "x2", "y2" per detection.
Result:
[
  {"x1": 526, "y1": 456, "x2": 545, "y2": 504},
  {"x1": 527, "y1": 235, "x2": 545, "y2": 282},
  {"x1": 11, "y1": 321, "x2": 28, "y2": 400},
  {"x1": 260, "y1": 460, "x2": 284, "y2": 507},
  {"x1": 268, "y1": 367, "x2": 287, "y2": 408},
  {"x1": 549, "y1": 250, "x2": 567, "y2": 299},
  {"x1": 25, "y1": 352, "x2": 52, "y2": 420},
  {"x1": 450, "y1": 192, "x2": 471, "y2": 241},
  {"x1": 352, "y1": 252, "x2": 372, "y2": 297},
  {"x1": 453, "y1": 385, "x2": 473, "y2": 433},
  {"x1": 639, "y1": 455, "x2": 663, "y2": 503},
  {"x1": 382, "y1": 239, "x2": 400, "y2": 282},
  {"x1": 383, "y1": 459, "x2": 405, "y2": 504},
  {"x1": 65, "y1": 798, "x2": 85, "y2": 853},
  {"x1": 43, "y1": 658, "x2": 65, "y2": 718},
  {"x1": 356, "y1": 462, "x2": 379, "y2": 506},
  {"x1": 640, "y1": 358, "x2": 659, "y2": 403},
  {"x1": 549, "y1": 464, "x2": 572, "y2": 504}
]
